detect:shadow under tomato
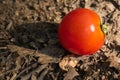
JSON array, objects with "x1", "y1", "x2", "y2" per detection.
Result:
[{"x1": 9, "y1": 22, "x2": 66, "y2": 59}]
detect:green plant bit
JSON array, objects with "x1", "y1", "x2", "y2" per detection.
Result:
[{"x1": 101, "y1": 24, "x2": 107, "y2": 34}]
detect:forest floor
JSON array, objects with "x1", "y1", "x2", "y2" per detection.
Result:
[{"x1": 0, "y1": 0, "x2": 120, "y2": 80}]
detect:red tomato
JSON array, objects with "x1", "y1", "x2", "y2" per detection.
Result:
[{"x1": 58, "y1": 8, "x2": 105, "y2": 55}]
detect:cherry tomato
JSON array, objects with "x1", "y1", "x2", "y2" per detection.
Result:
[{"x1": 58, "y1": 8, "x2": 105, "y2": 55}]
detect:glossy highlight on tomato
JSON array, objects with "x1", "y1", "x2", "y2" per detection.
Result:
[{"x1": 58, "y1": 8, "x2": 105, "y2": 55}]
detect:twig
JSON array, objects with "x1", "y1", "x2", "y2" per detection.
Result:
[
  {"x1": 37, "y1": 68, "x2": 49, "y2": 80},
  {"x1": 0, "y1": 56, "x2": 22, "y2": 77},
  {"x1": 0, "y1": 46, "x2": 7, "y2": 49},
  {"x1": 13, "y1": 63, "x2": 38, "y2": 80},
  {"x1": 10, "y1": 73, "x2": 17, "y2": 80},
  {"x1": 0, "y1": 68, "x2": 16, "y2": 77},
  {"x1": 21, "y1": 64, "x2": 48, "y2": 80}
]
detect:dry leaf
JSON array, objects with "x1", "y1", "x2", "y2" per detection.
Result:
[{"x1": 59, "y1": 55, "x2": 79, "y2": 71}]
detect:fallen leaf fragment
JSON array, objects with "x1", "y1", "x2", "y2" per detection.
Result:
[{"x1": 59, "y1": 55, "x2": 79, "y2": 71}]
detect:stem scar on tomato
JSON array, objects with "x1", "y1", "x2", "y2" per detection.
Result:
[{"x1": 101, "y1": 24, "x2": 107, "y2": 34}]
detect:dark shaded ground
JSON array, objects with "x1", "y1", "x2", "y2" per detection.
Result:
[{"x1": 0, "y1": 0, "x2": 120, "y2": 80}]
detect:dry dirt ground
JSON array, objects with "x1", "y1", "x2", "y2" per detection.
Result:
[{"x1": 0, "y1": 0, "x2": 120, "y2": 80}]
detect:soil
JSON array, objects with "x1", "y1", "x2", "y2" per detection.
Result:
[{"x1": 0, "y1": 0, "x2": 120, "y2": 80}]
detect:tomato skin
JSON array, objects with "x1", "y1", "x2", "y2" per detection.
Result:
[{"x1": 58, "y1": 8, "x2": 105, "y2": 55}]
